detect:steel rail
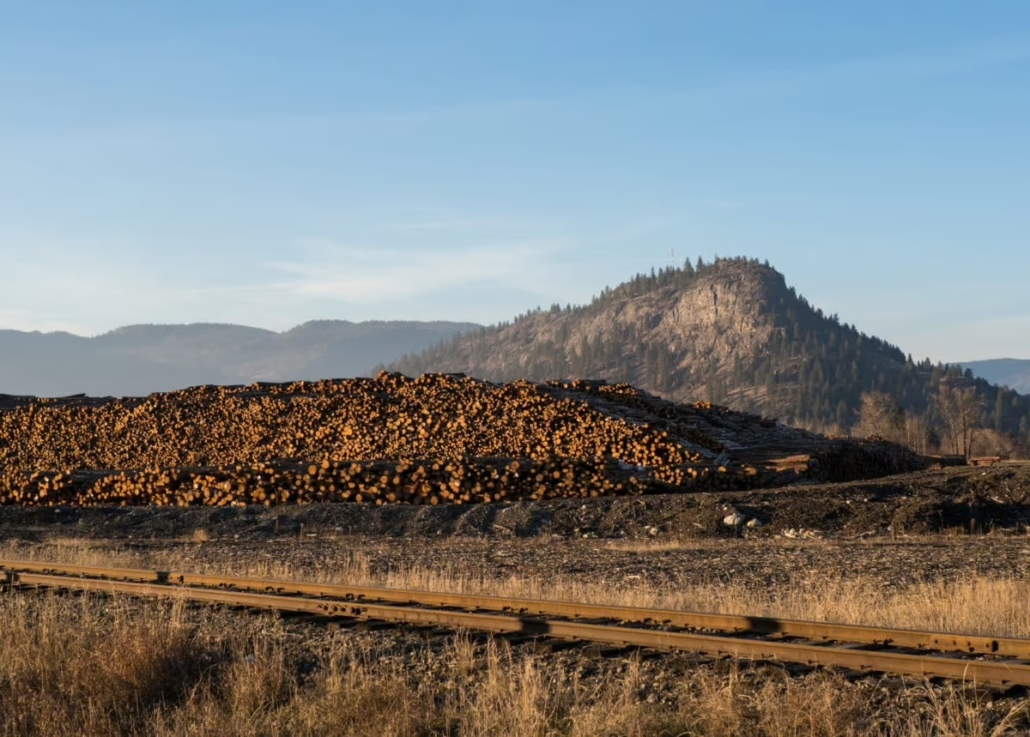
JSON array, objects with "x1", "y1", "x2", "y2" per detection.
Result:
[
  {"x1": 6, "y1": 570, "x2": 1030, "y2": 688},
  {"x1": 0, "y1": 558, "x2": 1026, "y2": 659}
]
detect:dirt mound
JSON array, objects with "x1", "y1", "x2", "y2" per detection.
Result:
[{"x1": 0, "y1": 373, "x2": 925, "y2": 507}]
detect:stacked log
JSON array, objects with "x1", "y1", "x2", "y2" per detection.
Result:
[
  {"x1": 0, "y1": 373, "x2": 706, "y2": 473},
  {"x1": 0, "y1": 458, "x2": 663, "y2": 508},
  {"x1": 0, "y1": 373, "x2": 926, "y2": 507},
  {"x1": 0, "y1": 455, "x2": 833, "y2": 508},
  {"x1": 970, "y1": 456, "x2": 1001, "y2": 468}
]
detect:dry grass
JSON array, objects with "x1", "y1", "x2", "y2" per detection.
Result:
[
  {"x1": 5, "y1": 537, "x2": 1030, "y2": 638},
  {"x1": 3, "y1": 537, "x2": 1030, "y2": 735},
  {"x1": 603, "y1": 538, "x2": 734, "y2": 552},
  {"x1": 0, "y1": 591, "x2": 1026, "y2": 736}
]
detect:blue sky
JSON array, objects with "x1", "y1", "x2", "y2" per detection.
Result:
[{"x1": 1, "y1": 2, "x2": 1028, "y2": 361}]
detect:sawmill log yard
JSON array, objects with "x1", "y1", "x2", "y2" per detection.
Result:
[{"x1": 2, "y1": 373, "x2": 1029, "y2": 735}]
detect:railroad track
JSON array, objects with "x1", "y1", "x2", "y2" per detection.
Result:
[{"x1": 3, "y1": 559, "x2": 1030, "y2": 689}]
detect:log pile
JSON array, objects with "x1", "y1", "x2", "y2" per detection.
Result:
[
  {"x1": 0, "y1": 458, "x2": 658, "y2": 508},
  {"x1": 970, "y1": 456, "x2": 1002, "y2": 468},
  {"x1": 0, "y1": 372, "x2": 926, "y2": 507}
]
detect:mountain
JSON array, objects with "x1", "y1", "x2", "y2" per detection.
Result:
[
  {"x1": 0, "y1": 320, "x2": 479, "y2": 397},
  {"x1": 961, "y1": 359, "x2": 1030, "y2": 394},
  {"x1": 389, "y1": 257, "x2": 1030, "y2": 447}
]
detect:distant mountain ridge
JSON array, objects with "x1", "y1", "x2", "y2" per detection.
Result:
[
  {"x1": 961, "y1": 359, "x2": 1030, "y2": 394},
  {"x1": 0, "y1": 320, "x2": 479, "y2": 397},
  {"x1": 389, "y1": 258, "x2": 1030, "y2": 445},
  {"x1": 4, "y1": 260, "x2": 1026, "y2": 452}
]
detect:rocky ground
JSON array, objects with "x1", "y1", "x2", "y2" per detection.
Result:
[
  {"x1": 2, "y1": 464, "x2": 1027, "y2": 544},
  {"x1": 5, "y1": 527, "x2": 1030, "y2": 594},
  {"x1": 1, "y1": 464, "x2": 1029, "y2": 594}
]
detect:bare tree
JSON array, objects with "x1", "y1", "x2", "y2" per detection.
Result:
[
  {"x1": 969, "y1": 428, "x2": 1016, "y2": 458},
  {"x1": 854, "y1": 391, "x2": 903, "y2": 441},
  {"x1": 903, "y1": 413, "x2": 931, "y2": 455},
  {"x1": 935, "y1": 384, "x2": 985, "y2": 458}
]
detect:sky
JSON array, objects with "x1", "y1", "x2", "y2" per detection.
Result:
[{"x1": 1, "y1": 2, "x2": 1028, "y2": 361}]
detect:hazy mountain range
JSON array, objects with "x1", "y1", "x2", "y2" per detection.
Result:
[
  {"x1": 959, "y1": 359, "x2": 1030, "y2": 394},
  {"x1": 0, "y1": 320, "x2": 478, "y2": 397}
]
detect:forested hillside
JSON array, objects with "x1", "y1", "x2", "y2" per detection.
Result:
[{"x1": 389, "y1": 258, "x2": 1030, "y2": 454}]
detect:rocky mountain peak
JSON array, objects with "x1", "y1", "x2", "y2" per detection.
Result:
[{"x1": 389, "y1": 258, "x2": 1028, "y2": 445}]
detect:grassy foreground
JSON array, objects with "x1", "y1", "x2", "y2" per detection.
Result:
[
  {"x1": 0, "y1": 592, "x2": 1027, "y2": 737},
  {"x1": 2, "y1": 538, "x2": 1030, "y2": 735}
]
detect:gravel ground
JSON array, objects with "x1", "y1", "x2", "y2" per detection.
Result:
[
  {"x1": 4, "y1": 532, "x2": 1030, "y2": 593},
  {"x1": 1, "y1": 464, "x2": 1029, "y2": 592},
  {"x1": 2, "y1": 465, "x2": 1029, "y2": 544}
]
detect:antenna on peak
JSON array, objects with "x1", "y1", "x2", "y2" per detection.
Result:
[{"x1": 669, "y1": 247, "x2": 676, "y2": 269}]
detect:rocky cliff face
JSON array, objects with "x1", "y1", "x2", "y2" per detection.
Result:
[
  {"x1": 393, "y1": 259, "x2": 819, "y2": 405},
  {"x1": 648, "y1": 262, "x2": 780, "y2": 358}
]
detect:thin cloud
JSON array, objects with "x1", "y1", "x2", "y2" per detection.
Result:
[
  {"x1": 267, "y1": 241, "x2": 568, "y2": 303},
  {"x1": 702, "y1": 199, "x2": 744, "y2": 212},
  {"x1": 383, "y1": 218, "x2": 499, "y2": 233},
  {"x1": 0, "y1": 228, "x2": 596, "y2": 335}
]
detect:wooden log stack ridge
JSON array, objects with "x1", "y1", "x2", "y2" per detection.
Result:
[{"x1": 0, "y1": 372, "x2": 925, "y2": 507}]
